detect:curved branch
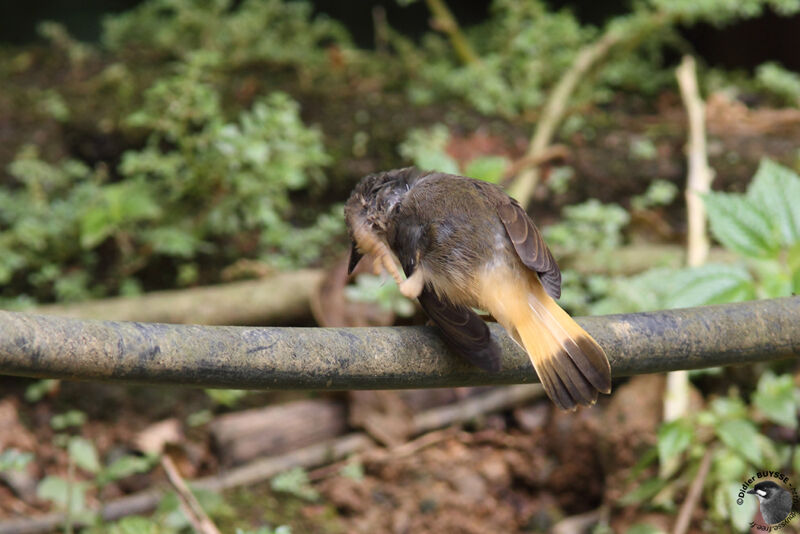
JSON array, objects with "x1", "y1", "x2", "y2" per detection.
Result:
[{"x1": 0, "y1": 297, "x2": 798, "y2": 389}]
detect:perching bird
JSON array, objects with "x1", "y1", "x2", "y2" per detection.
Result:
[
  {"x1": 748, "y1": 481, "x2": 793, "y2": 525},
  {"x1": 344, "y1": 167, "x2": 612, "y2": 409}
]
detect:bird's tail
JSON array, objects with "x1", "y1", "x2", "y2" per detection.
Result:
[{"x1": 487, "y1": 274, "x2": 612, "y2": 410}]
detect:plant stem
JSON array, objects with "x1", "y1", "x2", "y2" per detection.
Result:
[
  {"x1": 424, "y1": 0, "x2": 479, "y2": 65},
  {"x1": 508, "y1": 12, "x2": 671, "y2": 207}
]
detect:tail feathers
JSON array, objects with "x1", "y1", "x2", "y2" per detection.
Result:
[{"x1": 512, "y1": 285, "x2": 611, "y2": 410}]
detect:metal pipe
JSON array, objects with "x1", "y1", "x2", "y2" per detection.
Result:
[{"x1": 0, "y1": 297, "x2": 797, "y2": 390}]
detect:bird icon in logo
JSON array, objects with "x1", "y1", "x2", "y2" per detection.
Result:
[{"x1": 747, "y1": 480, "x2": 793, "y2": 525}]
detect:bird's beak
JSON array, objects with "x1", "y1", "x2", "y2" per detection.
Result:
[
  {"x1": 746, "y1": 489, "x2": 756, "y2": 495},
  {"x1": 347, "y1": 241, "x2": 363, "y2": 275}
]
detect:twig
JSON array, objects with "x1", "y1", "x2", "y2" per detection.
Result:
[
  {"x1": 507, "y1": 29, "x2": 624, "y2": 207},
  {"x1": 665, "y1": 55, "x2": 715, "y2": 423},
  {"x1": 412, "y1": 384, "x2": 545, "y2": 433},
  {"x1": 161, "y1": 455, "x2": 221, "y2": 534},
  {"x1": 677, "y1": 55, "x2": 714, "y2": 268},
  {"x1": 508, "y1": 12, "x2": 671, "y2": 207},
  {"x1": 672, "y1": 449, "x2": 713, "y2": 534},
  {"x1": 424, "y1": 0, "x2": 479, "y2": 65},
  {"x1": 501, "y1": 144, "x2": 569, "y2": 184}
]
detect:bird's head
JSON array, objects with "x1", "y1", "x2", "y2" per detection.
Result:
[
  {"x1": 747, "y1": 481, "x2": 784, "y2": 501},
  {"x1": 344, "y1": 168, "x2": 425, "y2": 274}
]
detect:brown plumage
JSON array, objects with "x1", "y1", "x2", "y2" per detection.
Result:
[{"x1": 344, "y1": 168, "x2": 612, "y2": 409}]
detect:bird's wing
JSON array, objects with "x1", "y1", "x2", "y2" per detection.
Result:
[
  {"x1": 496, "y1": 199, "x2": 562, "y2": 299},
  {"x1": 417, "y1": 287, "x2": 501, "y2": 372}
]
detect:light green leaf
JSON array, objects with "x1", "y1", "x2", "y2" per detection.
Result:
[
  {"x1": 51, "y1": 409, "x2": 87, "y2": 430},
  {"x1": 108, "y1": 516, "x2": 163, "y2": 534},
  {"x1": 753, "y1": 372, "x2": 798, "y2": 429},
  {"x1": 69, "y1": 436, "x2": 101, "y2": 474},
  {"x1": 715, "y1": 419, "x2": 763, "y2": 466},
  {"x1": 464, "y1": 155, "x2": 508, "y2": 183},
  {"x1": 711, "y1": 449, "x2": 748, "y2": 483},
  {"x1": 625, "y1": 524, "x2": 666, "y2": 534},
  {"x1": 664, "y1": 264, "x2": 755, "y2": 308},
  {"x1": 748, "y1": 158, "x2": 800, "y2": 247},
  {"x1": 100, "y1": 454, "x2": 156, "y2": 485},
  {"x1": 37, "y1": 475, "x2": 90, "y2": 514},
  {"x1": 271, "y1": 467, "x2": 319, "y2": 501},
  {"x1": 79, "y1": 207, "x2": 115, "y2": 249},
  {"x1": 0, "y1": 449, "x2": 34, "y2": 472},
  {"x1": 619, "y1": 477, "x2": 667, "y2": 505},
  {"x1": 704, "y1": 192, "x2": 779, "y2": 257},
  {"x1": 657, "y1": 419, "x2": 693, "y2": 473}
]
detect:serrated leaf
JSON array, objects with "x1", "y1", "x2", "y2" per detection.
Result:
[
  {"x1": 753, "y1": 372, "x2": 798, "y2": 429},
  {"x1": 747, "y1": 159, "x2": 800, "y2": 247},
  {"x1": 69, "y1": 436, "x2": 101, "y2": 473},
  {"x1": 464, "y1": 155, "x2": 508, "y2": 183},
  {"x1": 663, "y1": 264, "x2": 755, "y2": 308},
  {"x1": 704, "y1": 192, "x2": 779, "y2": 258},
  {"x1": 715, "y1": 419, "x2": 763, "y2": 466}
]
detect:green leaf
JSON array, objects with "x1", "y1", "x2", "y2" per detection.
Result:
[
  {"x1": 108, "y1": 516, "x2": 163, "y2": 534},
  {"x1": 711, "y1": 449, "x2": 748, "y2": 483},
  {"x1": 663, "y1": 264, "x2": 755, "y2": 308},
  {"x1": 100, "y1": 454, "x2": 156, "y2": 485},
  {"x1": 339, "y1": 461, "x2": 364, "y2": 481},
  {"x1": 50, "y1": 409, "x2": 87, "y2": 430},
  {"x1": 271, "y1": 467, "x2": 319, "y2": 501},
  {"x1": 619, "y1": 477, "x2": 668, "y2": 505},
  {"x1": 37, "y1": 475, "x2": 90, "y2": 514},
  {"x1": 463, "y1": 156, "x2": 509, "y2": 183},
  {"x1": 748, "y1": 159, "x2": 800, "y2": 247},
  {"x1": 709, "y1": 397, "x2": 748, "y2": 420},
  {"x1": 753, "y1": 372, "x2": 798, "y2": 429},
  {"x1": 657, "y1": 419, "x2": 693, "y2": 472},
  {"x1": 715, "y1": 419, "x2": 763, "y2": 466},
  {"x1": 703, "y1": 192, "x2": 779, "y2": 258},
  {"x1": 625, "y1": 524, "x2": 666, "y2": 534},
  {"x1": 79, "y1": 207, "x2": 115, "y2": 249},
  {"x1": 0, "y1": 449, "x2": 34, "y2": 472},
  {"x1": 69, "y1": 437, "x2": 101, "y2": 474}
]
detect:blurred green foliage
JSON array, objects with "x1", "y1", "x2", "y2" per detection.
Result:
[
  {"x1": 403, "y1": 0, "x2": 800, "y2": 119},
  {"x1": 102, "y1": 0, "x2": 350, "y2": 71},
  {"x1": 560, "y1": 159, "x2": 800, "y2": 316},
  {"x1": 629, "y1": 371, "x2": 800, "y2": 531},
  {"x1": 1, "y1": 56, "x2": 340, "y2": 305},
  {"x1": 399, "y1": 124, "x2": 510, "y2": 183}
]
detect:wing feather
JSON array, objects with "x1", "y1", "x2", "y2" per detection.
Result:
[
  {"x1": 417, "y1": 287, "x2": 501, "y2": 372},
  {"x1": 496, "y1": 200, "x2": 562, "y2": 299}
]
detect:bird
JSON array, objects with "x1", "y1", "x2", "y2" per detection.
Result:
[
  {"x1": 344, "y1": 167, "x2": 612, "y2": 410},
  {"x1": 748, "y1": 481, "x2": 793, "y2": 525}
]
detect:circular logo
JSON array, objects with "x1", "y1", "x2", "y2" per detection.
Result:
[{"x1": 736, "y1": 471, "x2": 798, "y2": 530}]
